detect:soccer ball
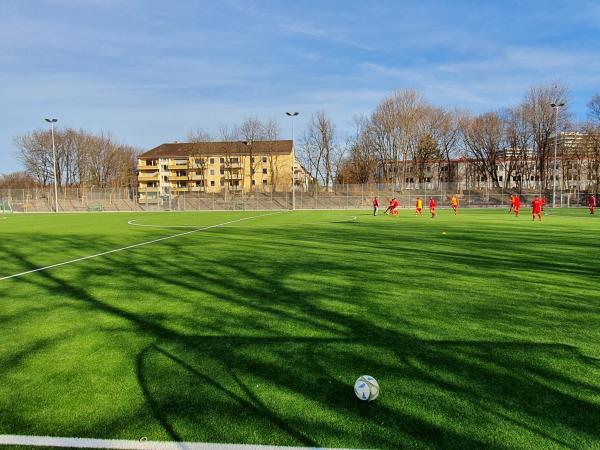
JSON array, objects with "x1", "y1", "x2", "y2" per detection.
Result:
[{"x1": 354, "y1": 375, "x2": 379, "y2": 401}]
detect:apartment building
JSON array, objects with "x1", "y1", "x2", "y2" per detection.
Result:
[{"x1": 137, "y1": 140, "x2": 310, "y2": 203}]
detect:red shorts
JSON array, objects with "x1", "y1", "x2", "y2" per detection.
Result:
[
  {"x1": 416, "y1": 207, "x2": 422, "y2": 212},
  {"x1": 533, "y1": 209, "x2": 541, "y2": 214},
  {"x1": 451, "y1": 204, "x2": 457, "y2": 209}
]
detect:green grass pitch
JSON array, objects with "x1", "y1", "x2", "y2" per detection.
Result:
[{"x1": 0, "y1": 208, "x2": 598, "y2": 449}]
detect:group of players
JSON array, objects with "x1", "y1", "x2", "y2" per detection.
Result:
[{"x1": 372, "y1": 193, "x2": 597, "y2": 221}]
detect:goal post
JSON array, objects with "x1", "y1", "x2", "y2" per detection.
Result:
[{"x1": 0, "y1": 200, "x2": 13, "y2": 213}]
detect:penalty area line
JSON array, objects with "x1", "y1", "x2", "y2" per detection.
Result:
[
  {"x1": 0, "y1": 434, "x2": 355, "y2": 450},
  {"x1": 0, "y1": 211, "x2": 282, "y2": 282}
]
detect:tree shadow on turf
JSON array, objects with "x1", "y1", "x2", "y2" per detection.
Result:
[{"x1": 0, "y1": 220, "x2": 599, "y2": 449}]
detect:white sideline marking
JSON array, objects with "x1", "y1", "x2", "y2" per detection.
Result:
[
  {"x1": 127, "y1": 216, "x2": 358, "y2": 230},
  {"x1": 0, "y1": 434, "x2": 354, "y2": 450},
  {"x1": 0, "y1": 212, "x2": 282, "y2": 282}
]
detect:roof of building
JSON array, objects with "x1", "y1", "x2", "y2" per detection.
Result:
[{"x1": 139, "y1": 140, "x2": 293, "y2": 159}]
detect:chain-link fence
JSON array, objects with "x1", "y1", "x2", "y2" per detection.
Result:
[{"x1": 0, "y1": 186, "x2": 596, "y2": 213}]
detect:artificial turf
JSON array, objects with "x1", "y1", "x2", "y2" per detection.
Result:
[{"x1": 0, "y1": 208, "x2": 598, "y2": 449}]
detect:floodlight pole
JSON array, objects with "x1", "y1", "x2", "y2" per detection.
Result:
[
  {"x1": 45, "y1": 118, "x2": 59, "y2": 213},
  {"x1": 550, "y1": 103, "x2": 564, "y2": 208},
  {"x1": 286, "y1": 112, "x2": 299, "y2": 210}
]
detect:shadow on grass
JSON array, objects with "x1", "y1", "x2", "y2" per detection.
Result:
[{"x1": 0, "y1": 216, "x2": 599, "y2": 449}]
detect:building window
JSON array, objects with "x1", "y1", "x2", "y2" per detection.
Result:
[
  {"x1": 262, "y1": 168, "x2": 267, "y2": 174},
  {"x1": 162, "y1": 165, "x2": 168, "y2": 171},
  {"x1": 252, "y1": 180, "x2": 256, "y2": 185},
  {"x1": 230, "y1": 157, "x2": 239, "y2": 163},
  {"x1": 251, "y1": 169, "x2": 255, "y2": 174},
  {"x1": 176, "y1": 171, "x2": 186, "y2": 177},
  {"x1": 499, "y1": 176, "x2": 503, "y2": 182},
  {"x1": 220, "y1": 157, "x2": 224, "y2": 163},
  {"x1": 262, "y1": 156, "x2": 267, "y2": 163},
  {"x1": 220, "y1": 180, "x2": 224, "y2": 187},
  {"x1": 210, "y1": 180, "x2": 215, "y2": 186},
  {"x1": 210, "y1": 169, "x2": 214, "y2": 175},
  {"x1": 262, "y1": 179, "x2": 267, "y2": 185},
  {"x1": 210, "y1": 158, "x2": 214, "y2": 164},
  {"x1": 220, "y1": 168, "x2": 224, "y2": 175},
  {"x1": 162, "y1": 176, "x2": 168, "y2": 182}
]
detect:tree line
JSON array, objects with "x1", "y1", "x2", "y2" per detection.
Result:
[
  {"x1": 334, "y1": 84, "x2": 600, "y2": 191},
  {"x1": 4, "y1": 83, "x2": 600, "y2": 192},
  {"x1": 4, "y1": 129, "x2": 139, "y2": 189}
]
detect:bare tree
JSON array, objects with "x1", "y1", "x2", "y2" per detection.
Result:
[
  {"x1": 338, "y1": 116, "x2": 378, "y2": 184},
  {"x1": 0, "y1": 172, "x2": 36, "y2": 189},
  {"x1": 588, "y1": 94, "x2": 600, "y2": 123},
  {"x1": 301, "y1": 111, "x2": 338, "y2": 188},
  {"x1": 462, "y1": 111, "x2": 505, "y2": 188},
  {"x1": 187, "y1": 128, "x2": 213, "y2": 142},
  {"x1": 14, "y1": 128, "x2": 138, "y2": 188},
  {"x1": 523, "y1": 84, "x2": 568, "y2": 189}
]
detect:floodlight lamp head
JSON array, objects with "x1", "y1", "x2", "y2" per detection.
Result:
[
  {"x1": 286, "y1": 112, "x2": 299, "y2": 116},
  {"x1": 45, "y1": 118, "x2": 58, "y2": 123}
]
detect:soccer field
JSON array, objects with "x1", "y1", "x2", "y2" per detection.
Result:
[{"x1": 0, "y1": 209, "x2": 598, "y2": 449}]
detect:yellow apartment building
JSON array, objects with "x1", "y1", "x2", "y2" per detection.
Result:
[{"x1": 137, "y1": 140, "x2": 310, "y2": 202}]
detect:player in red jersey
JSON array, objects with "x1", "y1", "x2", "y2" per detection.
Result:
[
  {"x1": 532, "y1": 195, "x2": 542, "y2": 221},
  {"x1": 384, "y1": 198, "x2": 393, "y2": 215},
  {"x1": 391, "y1": 197, "x2": 399, "y2": 215},
  {"x1": 373, "y1": 196, "x2": 379, "y2": 216},
  {"x1": 508, "y1": 195, "x2": 515, "y2": 214},
  {"x1": 513, "y1": 195, "x2": 521, "y2": 217},
  {"x1": 429, "y1": 196, "x2": 437, "y2": 218},
  {"x1": 588, "y1": 194, "x2": 596, "y2": 215}
]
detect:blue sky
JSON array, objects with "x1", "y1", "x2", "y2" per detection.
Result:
[{"x1": 1, "y1": 0, "x2": 599, "y2": 173}]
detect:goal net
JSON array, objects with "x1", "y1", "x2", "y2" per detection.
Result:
[{"x1": 0, "y1": 200, "x2": 12, "y2": 213}]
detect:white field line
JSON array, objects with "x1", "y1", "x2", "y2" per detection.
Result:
[
  {"x1": 0, "y1": 434, "x2": 357, "y2": 450},
  {"x1": 127, "y1": 216, "x2": 358, "y2": 230},
  {"x1": 0, "y1": 212, "x2": 282, "y2": 282}
]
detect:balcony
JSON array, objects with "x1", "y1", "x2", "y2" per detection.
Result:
[
  {"x1": 138, "y1": 172, "x2": 159, "y2": 180},
  {"x1": 138, "y1": 163, "x2": 159, "y2": 170},
  {"x1": 170, "y1": 175, "x2": 189, "y2": 181},
  {"x1": 224, "y1": 173, "x2": 243, "y2": 180},
  {"x1": 139, "y1": 186, "x2": 160, "y2": 192},
  {"x1": 190, "y1": 186, "x2": 206, "y2": 192},
  {"x1": 189, "y1": 173, "x2": 205, "y2": 180},
  {"x1": 226, "y1": 162, "x2": 243, "y2": 169},
  {"x1": 168, "y1": 163, "x2": 189, "y2": 170},
  {"x1": 171, "y1": 186, "x2": 190, "y2": 192}
]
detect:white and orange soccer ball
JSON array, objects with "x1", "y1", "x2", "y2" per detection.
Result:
[{"x1": 354, "y1": 375, "x2": 379, "y2": 402}]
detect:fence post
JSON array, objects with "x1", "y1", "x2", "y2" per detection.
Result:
[{"x1": 346, "y1": 184, "x2": 349, "y2": 209}]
